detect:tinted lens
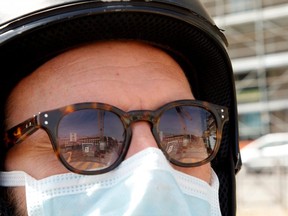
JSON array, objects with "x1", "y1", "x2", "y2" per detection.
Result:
[
  {"x1": 158, "y1": 105, "x2": 217, "y2": 164},
  {"x1": 57, "y1": 109, "x2": 125, "y2": 171}
]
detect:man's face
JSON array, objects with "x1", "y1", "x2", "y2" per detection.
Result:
[{"x1": 4, "y1": 41, "x2": 211, "y2": 214}]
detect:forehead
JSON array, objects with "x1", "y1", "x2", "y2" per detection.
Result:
[{"x1": 6, "y1": 41, "x2": 193, "y2": 126}]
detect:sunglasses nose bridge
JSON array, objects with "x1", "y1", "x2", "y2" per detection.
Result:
[{"x1": 127, "y1": 110, "x2": 155, "y2": 125}]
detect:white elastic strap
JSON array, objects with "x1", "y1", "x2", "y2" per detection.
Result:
[{"x1": 0, "y1": 171, "x2": 26, "y2": 187}]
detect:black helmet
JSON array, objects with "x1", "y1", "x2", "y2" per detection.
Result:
[{"x1": 0, "y1": 0, "x2": 241, "y2": 215}]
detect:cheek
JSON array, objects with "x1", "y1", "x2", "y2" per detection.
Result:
[
  {"x1": 172, "y1": 163, "x2": 212, "y2": 184},
  {"x1": 7, "y1": 187, "x2": 27, "y2": 215},
  {"x1": 5, "y1": 132, "x2": 69, "y2": 179}
]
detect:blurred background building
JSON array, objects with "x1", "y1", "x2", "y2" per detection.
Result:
[
  {"x1": 202, "y1": 0, "x2": 288, "y2": 140},
  {"x1": 202, "y1": 1, "x2": 288, "y2": 216}
]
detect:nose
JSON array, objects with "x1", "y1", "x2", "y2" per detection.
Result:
[{"x1": 125, "y1": 121, "x2": 159, "y2": 159}]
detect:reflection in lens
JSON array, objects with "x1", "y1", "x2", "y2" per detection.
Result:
[
  {"x1": 158, "y1": 106, "x2": 217, "y2": 164},
  {"x1": 57, "y1": 109, "x2": 125, "y2": 171}
]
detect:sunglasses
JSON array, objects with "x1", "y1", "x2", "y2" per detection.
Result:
[{"x1": 5, "y1": 100, "x2": 228, "y2": 175}]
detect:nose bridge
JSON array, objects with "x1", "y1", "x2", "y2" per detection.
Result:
[{"x1": 124, "y1": 110, "x2": 159, "y2": 159}]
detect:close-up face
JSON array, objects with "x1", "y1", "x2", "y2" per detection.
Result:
[{"x1": 3, "y1": 41, "x2": 212, "y2": 215}]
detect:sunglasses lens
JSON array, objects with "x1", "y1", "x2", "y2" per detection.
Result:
[
  {"x1": 158, "y1": 105, "x2": 217, "y2": 164},
  {"x1": 57, "y1": 109, "x2": 125, "y2": 172}
]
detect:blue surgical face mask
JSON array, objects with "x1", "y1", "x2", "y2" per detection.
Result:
[{"x1": 0, "y1": 148, "x2": 221, "y2": 216}]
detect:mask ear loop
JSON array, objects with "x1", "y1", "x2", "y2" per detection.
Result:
[{"x1": 0, "y1": 171, "x2": 26, "y2": 187}]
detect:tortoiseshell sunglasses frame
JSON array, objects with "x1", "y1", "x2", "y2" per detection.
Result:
[{"x1": 5, "y1": 99, "x2": 229, "y2": 175}]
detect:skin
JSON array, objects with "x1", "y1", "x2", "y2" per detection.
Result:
[{"x1": 4, "y1": 41, "x2": 211, "y2": 215}]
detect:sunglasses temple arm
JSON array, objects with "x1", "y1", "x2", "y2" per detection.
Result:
[{"x1": 5, "y1": 115, "x2": 40, "y2": 148}]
